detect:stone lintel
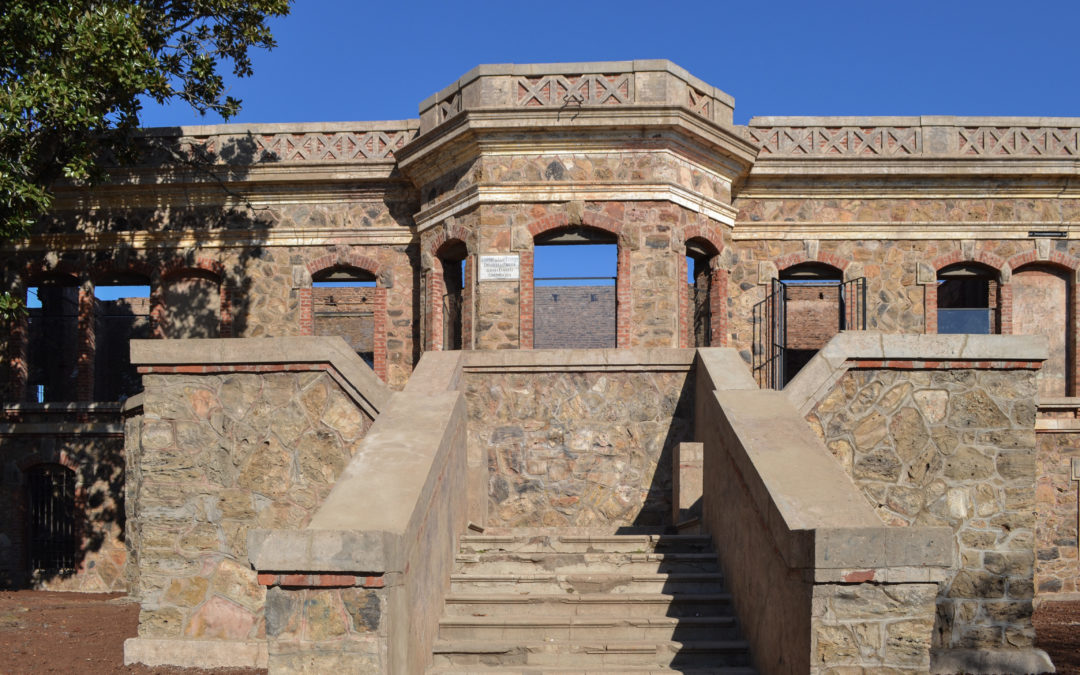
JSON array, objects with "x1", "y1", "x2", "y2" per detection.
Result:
[{"x1": 124, "y1": 638, "x2": 268, "y2": 669}]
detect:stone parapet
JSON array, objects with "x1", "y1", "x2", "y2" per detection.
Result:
[
  {"x1": 131, "y1": 336, "x2": 391, "y2": 418},
  {"x1": 417, "y1": 60, "x2": 736, "y2": 133},
  {"x1": 748, "y1": 115, "x2": 1080, "y2": 159}
]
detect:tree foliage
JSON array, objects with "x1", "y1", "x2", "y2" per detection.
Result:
[{"x1": 0, "y1": 0, "x2": 291, "y2": 239}]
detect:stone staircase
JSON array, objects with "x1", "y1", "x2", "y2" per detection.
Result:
[{"x1": 427, "y1": 530, "x2": 756, "y2": 674}]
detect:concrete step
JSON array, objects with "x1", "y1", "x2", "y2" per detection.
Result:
[
  {"x1": 450, "y1": 573, "x2": 727, "y2": 595},
  {"x1": 442, "y1": 592, "x2": 735, "y2": 618},
  {"x1": 430, "y1": 640, "x2": 752, "y2": 669},
  {"x1": 454, "y1": 551, "x2": 720, "y2": 574},
  {"x1": 429, "y1": 668, "x2": 755, "y2": 675},
  {"x1": 437, "y1": 615, "x2": 742, "y2": 642},
  {"x1": 459, "y1": 534, "x2": 714, "y2": 555}
]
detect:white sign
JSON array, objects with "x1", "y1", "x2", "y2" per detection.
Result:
[{"x1": 478, "y1": 254, "x2": 520, "y2": 281}]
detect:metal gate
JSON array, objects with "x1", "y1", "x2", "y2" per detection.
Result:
[
  {"x1": 753, "y1": 277, "x2": 866, "y2": 389},
  {"x1": 27, "y1": 465, "x2": 77, "y2": 573}
]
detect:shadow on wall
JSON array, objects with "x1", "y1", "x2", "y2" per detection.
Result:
[
  {"x1": 5, "y1": 133, "x2": 275, "y2": 587},
  {"x1": 627, "y1": 373, "x2": 696, "y2": 531}
]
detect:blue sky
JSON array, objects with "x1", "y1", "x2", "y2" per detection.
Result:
[
  {"x1": 128, "y1": 0, "x2": 1080, "y2": 289},
  {"x1": 138, "y1": 0, "x2": 1080, "y2": 128}
]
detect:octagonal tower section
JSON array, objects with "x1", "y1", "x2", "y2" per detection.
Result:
[{"x1": 396, "y1": 61, "x2": 758, "y2": 352}]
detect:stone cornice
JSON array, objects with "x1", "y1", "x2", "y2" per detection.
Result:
[
  {"x1": 0, "y1": 226, "x2": 416, "y2": 253},
  {"x1": 732, "y1": 221, "x2": 1077, "y2": 241},
  {"x1": 398, "y1": 106, "x2": 757, "y2": 183},
  {"x1": 414, "y1": 182, "x2": 739, "y2": 232}
]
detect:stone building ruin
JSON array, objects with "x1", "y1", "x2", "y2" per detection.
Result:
[{"x1": 1, "y1": 60, "x2": 1077, "y2": 673}]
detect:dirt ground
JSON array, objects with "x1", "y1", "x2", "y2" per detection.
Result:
[
  {"x1": 0, "y1": 590, "x2": 1078, "y2": 673},
  {"x1": 0, "y1": 591, "x2": 264, "y2": 674}
]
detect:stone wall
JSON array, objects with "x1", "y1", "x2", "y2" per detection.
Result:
[
  {"x1": 464, "y1": 350, "x2": 694, "y2": 528},
  {"x1": 127, "y1": 367, "x2": 374, "y2": 655},
  {"x1": 812, "y1": 583, "x2": 939, "y2": 671},
  {"x1": 0, "y1": 410, "x2": 127, "y2": 591},
  {"x1": 808, "y1": 366, "x2": 1039, "y2": 652},
  {"x1": 1034, "y1": 426, "x2": 1080, "y2": 596}
]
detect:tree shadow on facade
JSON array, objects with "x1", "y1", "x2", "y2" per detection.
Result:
[{"x1": 2, "y1": 131, "x2": 277, "y2": 588}]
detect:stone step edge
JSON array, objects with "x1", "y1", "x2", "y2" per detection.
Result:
[
  {"x1": 461, "y1": 534, "x2": 713, "y2": 544},
  {"x1": 439, "y1": 615, "x2": 738, "y2": 627},
  {"x1": 428, "y1": 669, "x2": 757, "y2": 675},
  {"x1": 444, "y1": 592, "x2": 734, "y2": 604},
  {"x1": 431, "y1": 639, "x2": 751, "y2": 654},
  {"x1": 456, "y1": 552, "x2": 718, "y2": 561},
  {"x1": 450, "y1": 573, "x2": 725, "y2": 582}
]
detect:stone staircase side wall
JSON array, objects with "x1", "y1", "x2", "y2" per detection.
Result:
[
  {"x1": 793, "y1": 331, "x2": 1055, "y2": 673},
  {"x1": 247, "y1": 351, "x2": 467, "y2": 675},
  {"x1": 696, "y1": 348, "x2": 951, "y2": 674},
  {"x1": 122, "y1": 337, "x2": 386, "y2": 669}
]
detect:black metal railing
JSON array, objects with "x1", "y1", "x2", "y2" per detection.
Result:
[{"x1": 752, "y1": 277, "x2": 867, "y2": 390}]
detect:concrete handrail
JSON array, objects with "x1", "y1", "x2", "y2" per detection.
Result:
[
  {"x1": 695, "y1": 348, "x2": 952, "y2": 673},
  {"x1": 247, "y1": 351, "x2": 467, "y2": 673}
]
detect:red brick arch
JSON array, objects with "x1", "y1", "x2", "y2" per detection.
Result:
[
  {"x1": 680, "y1": 229, "x2": 727, "y2": 348},
  {"x1": 1006, "y1": 251, "x2": 1080, "y2": 396},
  {"x1": 931, "y1": 250, "x2": 1007, "y2": 275},
  {"x1": 521, "y1": 212, "x2": 628, "y2": 349},
  {"x1": 1007, "y1": 250, "x2": 1080, "y2": 273},
  {"x1": 426, "y1": 224, "x2": 472, "y2": 259},
  {"x1": 303, "y1": 253, "x2": 387, "y2": 382},
  {"x1": 775, "y1": 252, "x2": 851, "y2": 273},
  {"x1": 425, "y1": 226, "x2": 473, "y2": 352},
  {"x1": 159, "y1": 257, "x2": 230, "y2": 339},
  {"x1": 926, "y1": 252, "x2": 1009, "y2": 337}
]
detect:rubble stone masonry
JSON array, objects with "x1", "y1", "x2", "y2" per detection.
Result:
[
  {"x1": 809, "y1": 366, "x2": 1039, "y2": 651},
  {"x1": 127, "y1": 368, "x2": 373, "y2": 645}
]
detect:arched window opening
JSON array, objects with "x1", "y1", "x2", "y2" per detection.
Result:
[
  {"x1": 686, "y1": 238, "x2": 719, "y2": 347},
  {"x1": 1012, "y1": 264, "x2": 1072, "y2": 397},
  {"x1": 313, "y1": 265, "x2": 377, "y2": 368},
  {"x1": 778, "y1": 263, "x2": 845, "y2": 384},
  {"x1": 26, "y1": 464, "x2": 77, "y2": 574},
  {"x1": 25, "y1": 278, "x2": 79, "y2": 402},
  {"x1": 93, "y1": 276, "x2": 151, "y2": 401},
  {"x1": 533, "y1": 227, "x2": 617, "y2": 349},
  {"x1": 937, "y1": 263, "x2": 998, "y2": 335},
  {"x1": 162, "y1": 269, "x2": 221, "y2": 338},
  {"x1": 438, "y1": 241, "x2": 467, "y2": 351}
]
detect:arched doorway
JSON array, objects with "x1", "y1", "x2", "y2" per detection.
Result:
[
  {"x1": 312, "y1": 265, "x2": 378, "y2": 369},
  {"x1": 753, "y1": 262, "x2": 865, "y2": 388}
]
